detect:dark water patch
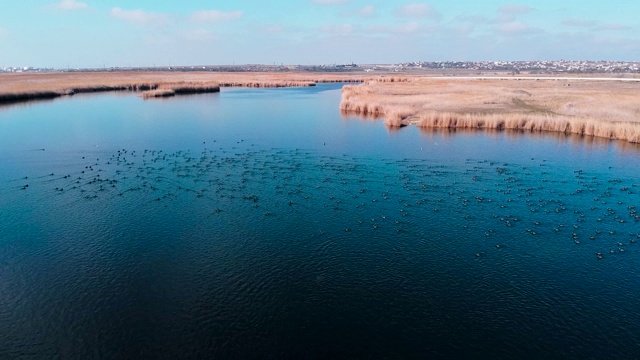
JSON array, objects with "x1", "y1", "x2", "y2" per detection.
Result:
[
  {"x1": 2, "y1": 142, "x2": 640, "y2": 358},
  {"x1": 1, "y1": 84, "x2": 640, "y2": 358}
]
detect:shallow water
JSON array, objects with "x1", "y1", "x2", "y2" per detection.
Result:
[{"x1": 1, "y1": 84, "x2": 640, "y2": 358}]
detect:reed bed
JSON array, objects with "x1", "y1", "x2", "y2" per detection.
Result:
[
  {"x1": 217, "y1": 81, "x2": 316, "y2": 88},
  {"x1": 341, "y1": 78, "x2": 640, "y2": 143},
  {"x1": 0, "y1": 72, "x2": 376, "y2": 104},
  {"x1": 139, "y1": 82, "x2": 222, "y2": 99},
  {"x1": 0, "y1": 71, "x2": 410, "y2": 105},
  {"x1": 140, "y1": 89, "x2": 176, "y2": 99}
]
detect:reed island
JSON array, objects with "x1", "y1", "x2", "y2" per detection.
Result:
[
  {"x1": 2, "y1": 70, "x2": 640, "y2": 143},
  {"x1": 340, "y1": 76, "x2": 640, "y2": 143}
]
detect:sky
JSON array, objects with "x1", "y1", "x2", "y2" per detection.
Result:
[{"x1": 0, "y1": 0, "x2": 638, "y2": 68}]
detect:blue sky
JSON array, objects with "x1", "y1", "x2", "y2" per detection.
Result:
[{"x1": 0, "y1": 0, "x2": 638, "y2": 68}]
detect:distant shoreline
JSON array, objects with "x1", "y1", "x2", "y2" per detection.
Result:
[
  {"x1": 3, "y1": 70, "x2": 638, "y2": 105},
  {"x1": 341, "y1": 76, "x2": 640, "y2": 143},
  {"x1": 0, "y1": 71, "x2": 370, "y2": 105},
  {"x1": 3, "y1": 71, "x2": 640, "y2": 144}
]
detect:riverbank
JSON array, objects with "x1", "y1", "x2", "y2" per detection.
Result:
[
  {"x1": 0, "y1": 71, "x2": 373, "y2": 104},
  {"x1": 341, "y1": 77, "x2": 640, "y2": 143},
  {"x1": 3, "y1": 71, "x2": 640, "y2": 144}
]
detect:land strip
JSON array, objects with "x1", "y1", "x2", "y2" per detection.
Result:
[
  {"x1": 3, "y1": 71, "x2": 640, "y2": 143},
  {"x1": 0, "y1": 71, "x2": 373, "y2": 104},
  {"x1": 340, "y1": 77, "x2": 640, "y2": 143}
]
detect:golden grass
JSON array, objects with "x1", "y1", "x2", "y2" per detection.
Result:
[
  {"x1": 0, "y1": 71, "x2": 379, "y2": 104},
  {"x1": 139, "y1": 82, "x2": 222, "y2": 99},
  {"x1": 140, "y1": 89, "x2": 175, "y2": 99},
  {"x1": 5, "y1": 71, "x2": 638, "y2": 143},
  {"x1": 341, "y1": 78, "x2": 640, "y2": 143}
]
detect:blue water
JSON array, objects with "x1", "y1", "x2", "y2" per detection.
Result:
[{"x1": 1, "y1": 84, "x2": 640, "y2": 358}]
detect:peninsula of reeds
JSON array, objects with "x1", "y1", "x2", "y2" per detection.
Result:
[
  {"x1": 0, "y1": 72, "x2": 370, "y2": 104},
  {"x1": 340, "y1": 77, "x2": 640, "y2": 143},
  {"x1": 4, "y1": 70, "x2": 640, "y2": 143}
]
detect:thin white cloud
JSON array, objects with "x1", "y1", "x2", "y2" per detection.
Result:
[
  {"x1": 499, "y1": 21, "x2": 528, "y2": 33},
  {"x1": 496, "y1": 5, "x2": 533, "y2": 23},
  {"x1": 341, "y1": 5, "x2": 376, "y2": 18},
  {"x1": 357, "y1": 5, "x2": 376, "y2": 17},
  {"x1": 0, "y1": 28, "x2": 7, "y2": 38},
  {"x1": 367, "y1": 22, "x2": 436, "y2": 36},
  {"x1": 52, "y1": 0, "x2": 88, "y2": 10},
  {"x1": 395, "y1": 22, "x2": 429, "y2": 34},
  {"x1": 598, "y1": 23, "x2": 632, "y2": 31},
  {"x1": 341, "y1": 5, "x2": 378, "y2": 18},
  {"x1": 453, "y1": 24, "x2": 473, "y2": 35},
  {"x1": 110, "y1": 7, "x2": 167, "y2": 26},
  {"x1": 498, "y1": 5, "x2": 533, "y2": 15},
  {"x1": 313, "y1": 0, "x2": 347, "y2": 4},
  {"x1": 457, "y1": 5, "x2": 530, "y2": 27},
  {"x1": 562, "y1": 18, "x2": 596, "y2": 27},
  {"x1": 260, "y1": 25, "x2": 285, "y2": 34},
  {"x1": 182, "y1": 29, "x2": 216, "y2": 41},
  {"x1": 395, "y1": 3, "x2": 441, "y2": 20},
  {"x1": 456, "y1": 14, "x2": 489, "y2": 24},
  {"x1": 319, "y1": 24, "x2": 353, "y2": 35},
  {"x1": 562, "y1": 18, "x2": 631, "y2": 32},
  {"x1": 497, "y1": 21, "x2": 541, "y2": 36},
  {"x1": 191, "y1": 10, "x2": 243, "y2": 23}
]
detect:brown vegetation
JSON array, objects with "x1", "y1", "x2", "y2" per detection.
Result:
[
  {"x1": 0, "y1": 71, "x2": 376, "y2": 104},
  {"x1": 341, "y1": 78, "x2": 640, "y2": 143},
  {"x1": 4, "y1": 71, "x2": 639, "y2": 143},
  {"x1": 139, "y1": 82, "x2": 222, "y2": 99},
  {"x1": 140, "y1": 89, "x2": 176, "y2": 99}
]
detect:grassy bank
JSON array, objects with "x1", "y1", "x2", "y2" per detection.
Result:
[
  {"x1": 4, "y1": 71, "x2": 639, "y2": 144},
  {"x1": 139, "y1": 83, "x2": 222, "y2": 99},
  {"x1": 0, "y1": 71, "x2": 372, "y2": 104},
  {"x1": 340, "y1": 78, "x2": 640, "y2": 143}
]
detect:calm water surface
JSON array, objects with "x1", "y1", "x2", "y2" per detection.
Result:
[{"x1": 1, "y1": 84, "x2": 640, "y2": 359}]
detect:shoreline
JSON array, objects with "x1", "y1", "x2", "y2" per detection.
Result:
[
  {"x1": 340, "y1": 77, "x2": 640, "y2": 144},
  {"x1": 0, "y1": 71, "x2": 372, "y2": 105},
  {"x1": 3, "y1": 71, "x2": 640, "y2": 144}
]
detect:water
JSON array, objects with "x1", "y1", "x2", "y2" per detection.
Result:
[{"x1": 1, "y1": 84, "x2": 640, "y2": 358}]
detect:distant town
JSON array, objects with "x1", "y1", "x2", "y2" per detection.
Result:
[
  {"x1": 394, "y1": 60, "x2": 640, "y2": 74},
  {"x1": 2, "y1": 60, "x2": 640, "y2": 74}
]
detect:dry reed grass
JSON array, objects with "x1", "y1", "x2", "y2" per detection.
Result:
[
  {"x1": 139, "y1": 82, "x2": 222, "y2": 99},
  {"x1": 140, "y1": 89, "x2": 175, "y2": 99},
  {"x1": 341, "y1": 78, "x2": 640, "y2": 143},
  {"x1": 0, "y1": 71, "x2": 377, "y2": 104}
]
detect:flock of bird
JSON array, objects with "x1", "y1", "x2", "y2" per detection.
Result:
[{"x1": 7, "y1": 140, "x2": 639, "y2": 261}]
